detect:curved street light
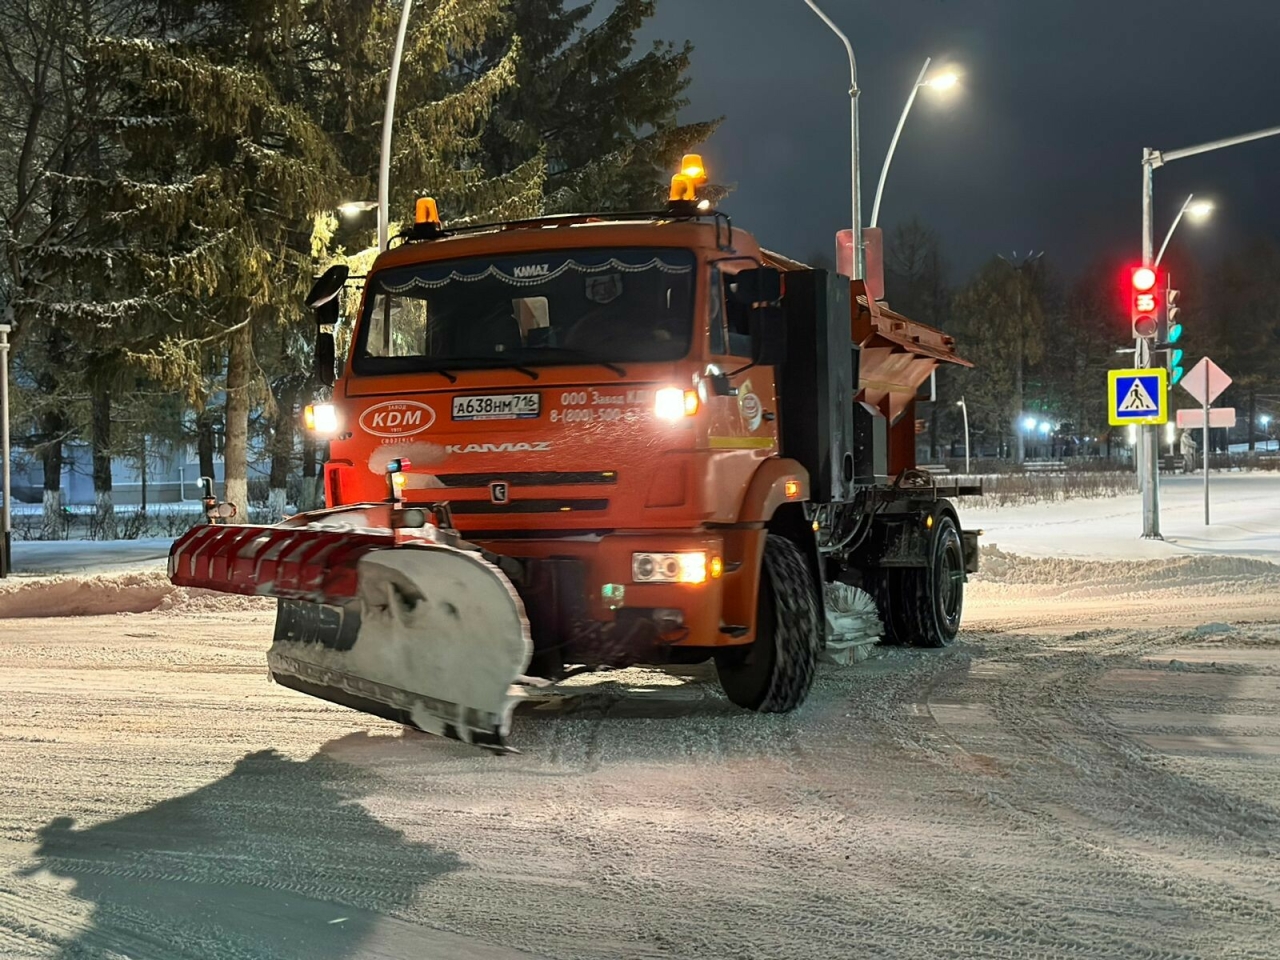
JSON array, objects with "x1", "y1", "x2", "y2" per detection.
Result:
[
  {"x1": 869, "y1": 57, "x2": 961, "y2": 228},
  {"x1": 1154, "y1": 193, "x2": 1214, "y2": 267},
  {"x1": 802, "y1": 0, "x2": 863, "y2": 280}
]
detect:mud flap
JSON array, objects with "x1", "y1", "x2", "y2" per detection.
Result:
[{"x1": 267, "y1": 547, "x2": 532, "y2": 750}]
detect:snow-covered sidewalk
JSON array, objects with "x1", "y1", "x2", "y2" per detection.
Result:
[
  {"x1": 8, "y1": 537, "x2": 175, "y2": 575},
  {"x1": 965, "y1": 472, "x2": 1280, "y2": 561}
]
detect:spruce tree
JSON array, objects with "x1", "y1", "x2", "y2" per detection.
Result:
[
  {"x1": 89, "y1": 0, "x2": 541, "y2": 512},
  {"x1": 475, "y1": 0, "x2": 719, "y2": 213}
]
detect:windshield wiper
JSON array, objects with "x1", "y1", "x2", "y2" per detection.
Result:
[
  {"x1": 434, "y1": 359, "x2": 539, "y2": 381},
  {"x1": 528, "y1": 347, "x2": 627, "y2": 378}
]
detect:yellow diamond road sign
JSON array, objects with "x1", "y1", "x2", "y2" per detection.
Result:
[{"x1": 1108, "y1": 368, "x2": 1168, "y2": 426}]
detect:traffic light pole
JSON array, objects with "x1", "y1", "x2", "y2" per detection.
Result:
[
  {"x1": 1138, "y1": 122, "x2": 1280, "y2": 539},
  {"x1": 1140, "y1": 153, "x2": 1161, "y2": 539}
]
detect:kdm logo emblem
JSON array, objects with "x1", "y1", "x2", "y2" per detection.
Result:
[{"x1": 359, "y1": 400, "x2": 436, "y2": 438}]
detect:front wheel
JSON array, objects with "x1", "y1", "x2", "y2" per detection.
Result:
[{"x1": 715, "y1": 534, "x2": 822, "y2": 712}]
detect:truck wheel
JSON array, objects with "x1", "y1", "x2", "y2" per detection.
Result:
[
  {"x1": 874, "y1": 570, "x2": 911, "y2": 646},
  {"x1": 715, "y1": 534, "x2": 822, "y2": 712},
  {"x1": 896, "y1": 514, "x2": 965, "y2": 648}
]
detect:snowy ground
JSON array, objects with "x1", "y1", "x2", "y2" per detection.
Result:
[{"x1": 1, "y1": 491, "x2": 1278, "y2": 959}]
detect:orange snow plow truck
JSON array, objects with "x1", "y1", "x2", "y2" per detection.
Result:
[{"x1": 169, "y1": 158, "x2": 981, "y2": 749}]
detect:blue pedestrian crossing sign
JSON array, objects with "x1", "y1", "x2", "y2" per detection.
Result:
[{"x1": 1108, "y1": 368, "x2": 1168, "y2": 426}]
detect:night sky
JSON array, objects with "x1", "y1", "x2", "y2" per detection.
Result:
[{"x1": 639, "y1": 1, "x2": 1280, "y2": 278}]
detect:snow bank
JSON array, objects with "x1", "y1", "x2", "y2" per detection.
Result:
[
  {"x1": 0, "y1": 571, "x2": 272, "y2": 619},
  {"x1": 972, "y1": 544, "x2": 1280, "y2": 602}
]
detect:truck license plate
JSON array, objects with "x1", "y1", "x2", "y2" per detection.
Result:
[{"x1": 452, "y1": 393, "x2": 540, "y2": 421}]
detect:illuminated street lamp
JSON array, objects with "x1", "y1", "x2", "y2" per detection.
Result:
[
  {"x1": 1154, "y1": 194, "x2": 1214, "y2": 266},
  {"x1": 1022, "y1": 416, "x2": 1037, "y2": 432},
  {"x1": 339, "y1": 200, "x2": 378, "y2": 218},
  {"x1": 869, "y1": 57, "x2": 962, "y2": 228}
]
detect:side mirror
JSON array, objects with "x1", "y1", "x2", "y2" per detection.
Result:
[
  {"x1": 726, "y1": 266, "x2": 782, "y2": 306},
  {"x1": 308, "y1": 266, "x2": 347, "y2": 388},
  {"x1": 315, "y1": 331, "x2": 336, "y2": 387},
  {"x1": 750, "y1": 305, "x2": 787, "y2": 367},
  {"x1": 306, "y1": 264, "x2": 348, "y2": 309}
]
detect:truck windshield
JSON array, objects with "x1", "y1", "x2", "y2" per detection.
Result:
[{"x1": 354, "y1": 247, "x2": 696, "y2": 375}]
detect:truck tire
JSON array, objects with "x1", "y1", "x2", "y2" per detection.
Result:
[
  {"x1": 894, "y1": 513, "x2": 965, "y2": 648},
  {"x1": 715, "y1": 534, "x2": 822, "y2": 712}
]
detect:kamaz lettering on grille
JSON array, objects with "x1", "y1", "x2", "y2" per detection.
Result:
[{"x1": 446, "y1": 442, "x2": 552, "y2": 454}]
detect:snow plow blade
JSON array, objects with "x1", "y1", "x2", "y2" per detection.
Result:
[{"x1": 168, "y1": 519, "x2": 532, "y2": 749}]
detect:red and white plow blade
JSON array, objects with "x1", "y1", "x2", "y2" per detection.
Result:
[{"x1": 168, "y1": 520, "x2": 532, "y2": 749}]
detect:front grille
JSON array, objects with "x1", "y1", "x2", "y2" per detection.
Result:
[
  {"x1": 449, "y1": 499, "x2": 610, "y2": 515},
  {"x1": 433, "y1": 471, "x2": 618, "y2": 488}
]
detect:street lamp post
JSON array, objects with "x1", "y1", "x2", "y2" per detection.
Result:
[
  {"x1": 1139, "y1": 123, "x2": 1280, "y2": 539},
  {"x1": 870, "y1": 58, "x2": 959, "y2": 228},
  {"x1": 0, "y1": 321, "x2": 10, "y2": 578},
  {"x1": 377, "y1": 0, "x2": 415, "y2": 253},
  {"x1": 956, "y1": 396, "x2": 970, "y2": 475},
  {"x1": 802, "y1": 0, "x2": 863, "y2": 280}
]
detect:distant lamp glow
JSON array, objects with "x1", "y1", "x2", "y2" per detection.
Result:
[
  {"x1": 339, "y1": 200, "x2": 377, "y2": 218},
  {"x1": 1262, "y1": 414, "x2": 1273, "y2": 426},
  {"x1": 1187, "y1": 200, "x2": 1215, "y2": 220},
  {"x1": 1022, "y1": 416, "x2": 1037, "y2": 431},
  {"x1": 1038, "y1": 421, "x2": 1051, "y2": 435},
  {"x1": 925, "y1": 71, "x2": 960, "y2": 90}
]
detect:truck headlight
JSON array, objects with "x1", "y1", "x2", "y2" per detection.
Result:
[
  {"x1": 304, "y1": 403, "x2": 339, "y2": 435},
  {"x1": 654, "y1": 386, "x2": 699, "y2": 422},
  {"x1": 632, "y1": 551, "x2": 716, "y2": 584}
]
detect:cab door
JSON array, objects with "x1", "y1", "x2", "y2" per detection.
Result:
[{"x1": 703, "y1": 266, "x2": 780, "y2": 520}]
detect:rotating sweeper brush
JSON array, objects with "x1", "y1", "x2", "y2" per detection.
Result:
[{"x1": 168, "y1": 501, "x2": 533, "y2": 749}]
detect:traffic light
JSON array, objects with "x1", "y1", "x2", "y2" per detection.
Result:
[
  {"x1": 1130, "y1": 265, "x2": 1161, "y2": 339},
  {"x1": 1155, "y1": 273, "x2": 1184, "y2": 385}
]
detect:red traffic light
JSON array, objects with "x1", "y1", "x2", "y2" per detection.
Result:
[{"x1": 1129, "y1": 265, "x2": 1161, "y2": 339}]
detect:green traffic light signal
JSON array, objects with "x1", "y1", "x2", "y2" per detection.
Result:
[
  {"x1": 1171, "y1": 366, "x2": 1185, "y2": 386},
  {"x1": 1168, "y1": 323, "x2": 1183, "y2": 344},
  {"x1": 1171, "y1": 348, "x2": 1184, "y2": 366}
]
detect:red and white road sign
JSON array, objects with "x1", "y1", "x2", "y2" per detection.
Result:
[
  {"x1": 1181, "y1": 357, "x2": 1231, "y2": 406},
  {"x1": 1176, "y1": 407, "x2": 1236, "y2": 429}
]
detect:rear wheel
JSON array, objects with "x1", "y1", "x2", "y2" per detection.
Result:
[
  {"x1": 715, "y1": 534, "x2": 822, "y2": 712},
  {"x1": 889, "y1": 514, "x2": 965, "y2": 648}
]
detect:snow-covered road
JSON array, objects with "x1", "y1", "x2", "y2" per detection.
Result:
[{"x1": 1, "y1": 542, "x2": 1278, "y2": 959}]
